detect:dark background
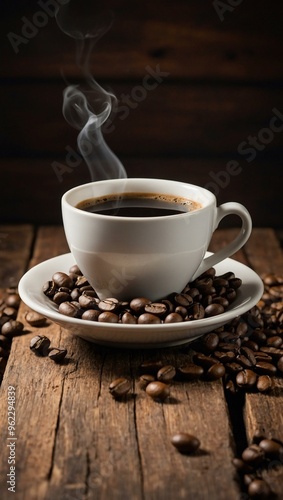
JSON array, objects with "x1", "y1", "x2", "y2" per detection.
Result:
[{"x1": 1, "y1": 0, "x2": 283, "y2": 226}]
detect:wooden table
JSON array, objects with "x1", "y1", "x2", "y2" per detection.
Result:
[{"x1": 0, "y1": 226, "x2": 282, "y2": 500}]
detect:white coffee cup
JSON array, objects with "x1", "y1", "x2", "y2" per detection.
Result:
[{"x1": 62, "y1": 178, "x2": 252, "y2": 300}]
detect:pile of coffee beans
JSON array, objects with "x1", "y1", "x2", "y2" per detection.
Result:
[
  {"x1": 188, "y1": 273, "x2": 283, "y2": 394},
  {"x1": 29, "y1": 334, "x2": 67, "y2": 363},
  {"x1": 43, "y1": 266, "x2": 242, "y2": 324},
  {"x1": 233, "y1": 432, "x2": 283, "y2": 498},
  {"x1": 0, "y1": 289, "x2": 25, "y2": 382}
]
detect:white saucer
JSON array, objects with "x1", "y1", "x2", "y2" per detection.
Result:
[{"x1": 19, "y1": 253, "x2": 264, "y2": 348}]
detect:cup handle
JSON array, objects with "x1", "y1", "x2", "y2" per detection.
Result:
[{"x1": 191, "y1": 202, "x2": 252, "y2": 281}]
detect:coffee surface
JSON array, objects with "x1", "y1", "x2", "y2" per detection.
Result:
[{"x1": 76, "y1": 192, "x2": 202, "y2": 217}]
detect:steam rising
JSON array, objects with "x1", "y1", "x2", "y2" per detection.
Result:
[{"x1": 56, "y1": 1, "x2": 126, "y2": 181}]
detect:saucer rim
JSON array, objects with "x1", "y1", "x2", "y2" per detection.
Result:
[{"x1": 18, "y1": 252, "x2": 264, "y2": 347}]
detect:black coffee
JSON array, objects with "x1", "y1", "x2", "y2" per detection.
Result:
[{"x1": 76, "y1": 192, "x2": 202, "y2": 217}]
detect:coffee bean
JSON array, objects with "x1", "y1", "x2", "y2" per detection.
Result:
[
  {"x1": 174, "y1": 293, "x2": 193, "y2": 307},
  {"x1": 5, "y1": 293, "x2": 20, "y2": 309},
  {"x1": 146, "y1": 381, "x2": 170, "y2": 401},
  {"x1": 53, "y1": 291, "x2": 71, "y2": 305},
  {"x1": 130, "y1": 297, "x2": 151, "y2": 314},
  {"x1": 195, "y1": 277, "x2": 213, "y2": 294},
  {"x1": 232, "y1": 458, "x2": 254, "y2": 474},
  {"x1": 42, "y1": 280, "x2": 57, "y2": 297},
  {"x1": 109, "y1": 378, "x2": 131, "y2": 398},
  {"x1": 138, "y1": 374, "x2": 155, "y2": 390},
  {"x1": 52, "y1": 272, "x2": 73, "y2": 289},
  {"x1": 212, "y1": 296, "x2": 229, "y2": 308},
  {"x1": 240, "y1": 347, "x2": 257, "y2": 366},
  {"x1": 277, "y1": 356, "x2": 283, "y2": 373},
  {"x1": 79, "y1": 294, "x2": 99, "y2": 309},
  {"x1": 164, "y1": 312, "x2": 183, "y2": 323},
  {"x1": 157, "y1": 365, "x2": 176, "y2": 382},
  {"x1": 98, "y1": 298, "x2": 120, "y2": 312},
  {"x1": 81, "y1": 309, "x2": 100, "y2": 321},
  {"x1": 171, "y1": 433, "x2": 200, "y2": 454},
  {"x1": 248, "y1": 479, "x2": 272, "y2": 499},
  {"x1": 236, "y1": 354, "x2": 253, "y2": 369},
  {"x1": 241, "y1": 340, "x2": 259, "y2": 351},
  {"x1": 255, "y1": 361, "x2": 277, "y2": 376},
  {"x1": 2, "y1": 307, "x2": 17, "y2": 319},
  {"x1": 259, "y1": 438, "x2": 283, "y2": 459},
  {"x1": 75, "y1": 276, "x2": 90, "y2": 288},
  {"x1": 266, "y1": 335, "x2": 283, "y2": 348},
  {"x1": 174, "y1": 306, "x2": 188, "y2": 318},
  {"x1": 48, "y1": 348, "x2": 67, "y2": 363},
  {"x1": 138, "y1": 313, "x2": 161, "y2": 324},
  {"x1": 260, "y1": 346, "x2": 283, "y2": 360},
  {"x1": 201, "y1": 333, "x2": 219, "y2": 352},
  {"x1": 25, "y1": 311, "x2": 47, "y2": 327},
  {"x1": 205, "y1": 303, "x2": 225, "y2": 317},
  {"x1": 229, "y1": 277, "x2": 242, "y2": 290},
  {"x1": 144, "y1": 302, "x2": 167, "y2": 316},
  {"x1": 236, "y1": 369, "x2": 257, "y2": 389},
  {"x1": 121, "y1": 312, "x2": 137, "y2": 324},
  {"x1": 30, "y1": 335, "x2": 50, "y2": 356},
  {"x1": 242, "y1": 444, "x2": 265, "y2": 466},
  {"x1": 58, "y1": 301, "x2": 81, "y2": 318},
  {"x1": 1, "y1": 320, "x2": 24, "y2": 336},
  {"x1": 256, "y1": 375, "x2": 273, "y2": 393},
  {"x1": 192, "y1": 353, "x2": 218, "y2": 368},
  {"x1": 205, "y1": 363, "x2": 225, "y2": 380},
  {"x1": 225, "y1": 362, "x2": 244, "y2": 374},
  {"x1": 69, "y1": 264, "x2": 82, "y2": 275},
  {"x1": 177, "y1": 363, "x2": 204, "y2": 380},
  {"x1": 98, "y1": 312, "x2": 119, "y2": 323},
  {"x1": 186, "y1": 303, "x2": 205, "y2": 320},
  {"x1": 214, "y1": 350, "x2": 235, "y2": 363}
]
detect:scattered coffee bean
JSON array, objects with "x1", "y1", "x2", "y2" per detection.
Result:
[
  {"x1": 157, "y1": 365, "x2": 176, "y2": 382},
  {"x1": 241, "y1": 444, "x2": 265, "y2": 466},
  {"x1": 248, "y1": 479, "x2": 272, "y2": 499},
  {"x1": 48, "y1": 348, "x2": 67, "y2": 363},
  {"x1": 25, "y1": 311, "x2": 47, "y2": 327},
  {"x1": 177, "y1": 363, "x2": 204, "y2": 380},
  {"x1": 171, "y1": 433, "x2": 200, "y2": 454},
  {"x1": 258, "y1": 438, "x2": 283, "y2": 459},
  {"x1": 236, "y1": 369, "x2": 257, "y2": 389},
  {"x1": 138, "y1": 374, "x2": 155, "y2": 390},
  {"x1": 109, "y1": 378, "x2": 131, "y2": 398},
  {"x1": 52, "y1": 272, "x2": 73, "y2": 289},
  {"x1": 256, "y1": 375, "x2": 273, "y2": 393},
  {"x1": 146, "y1": 381, "x2": 170, "y2": 401},
  {"x1": 1, "y1": 320, "x2": 24, "y2": 336},
  {"x1": 205, "y1": 363, "x2": 226, "y2": 381},
  {"x1": 30, "y1": 335, "x2": 51, "y2": 356}
]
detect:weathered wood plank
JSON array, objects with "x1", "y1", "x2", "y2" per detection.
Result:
[
  {"x1": 2, "y1": 0, "x2": 283, "y2": 81},
  {"x1": 0, "y1": 226, "x2": 242, "y2": 499},
  {"x1": 0, "y1": 225, "x2": 34, "y2": 288}
]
